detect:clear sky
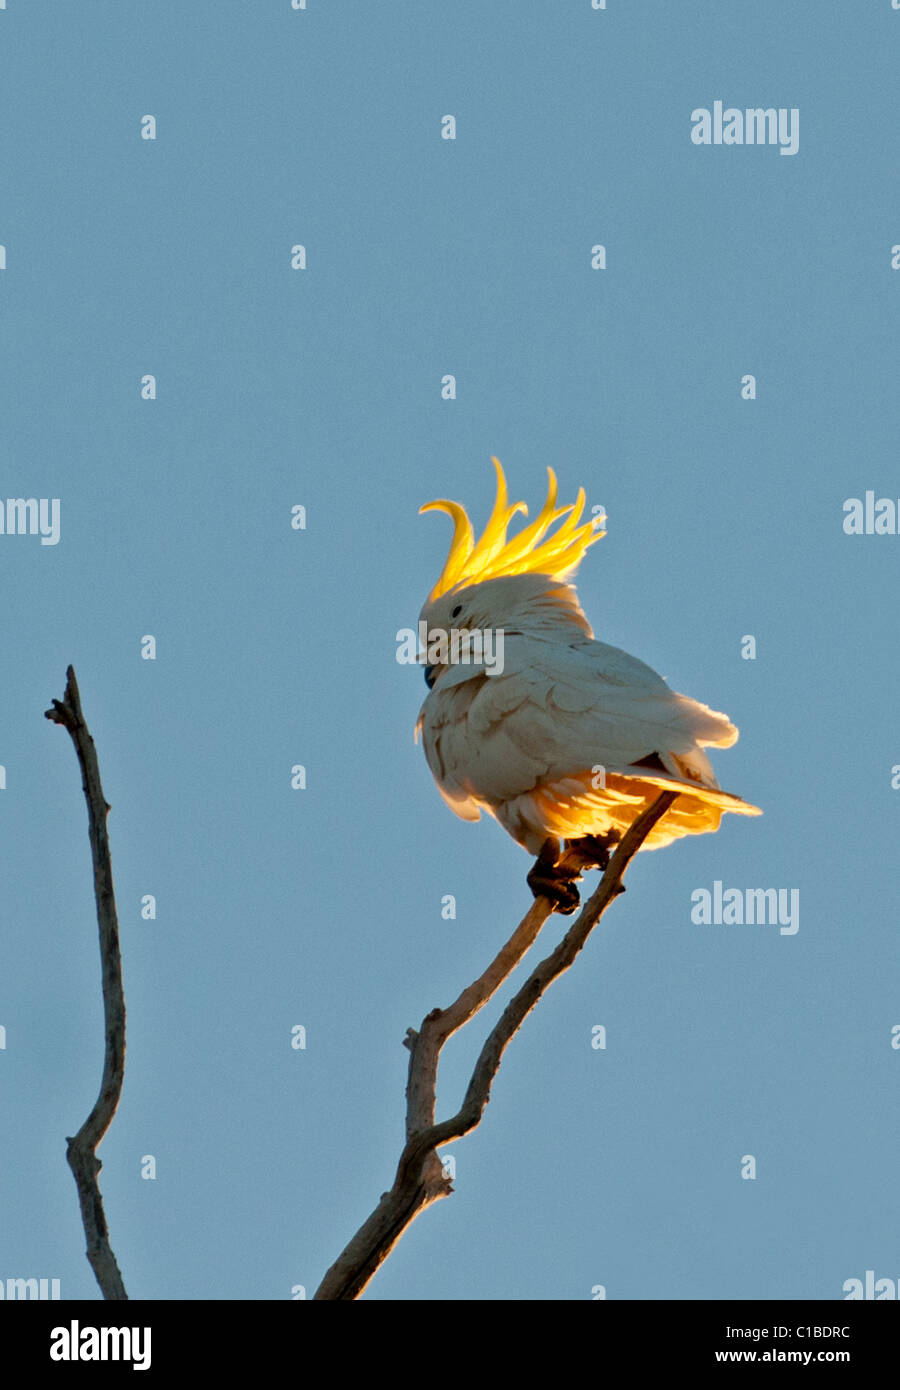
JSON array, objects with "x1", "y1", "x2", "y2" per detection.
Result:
[{"x1": 1, "y1": 1, "x2": 898, "y2": 1301}]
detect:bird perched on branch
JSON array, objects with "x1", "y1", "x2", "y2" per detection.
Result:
[{"x1": 415, "y1": 458, "x2": 761, "y2": 912}]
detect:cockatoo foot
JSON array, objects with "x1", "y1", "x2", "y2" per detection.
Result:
[
  {"x1": 527, "y1": 838, "x2": 582, "y2": 914},
  {"x1": 527, "y1": 867, "x2": 581, "y2": 914},
  {"x1": 565, "y1": 831, "x2": 621, "y2": 873}
]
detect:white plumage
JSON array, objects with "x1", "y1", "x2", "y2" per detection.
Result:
[{"x1": 415, "y1": 462, "x2": 760, "y2": 855}]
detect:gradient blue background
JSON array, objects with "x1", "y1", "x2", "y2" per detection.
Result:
[{"x1": 1, "y1": 1, "x2": 898, "y2": 1301}]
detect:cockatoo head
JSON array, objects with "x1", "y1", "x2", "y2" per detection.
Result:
[
  {"x1": 420, "y1": 572, "x2": 592, "y2": 649},
  {"x1": 418, "y1": 458, "x2": 605, "y2": 685}
]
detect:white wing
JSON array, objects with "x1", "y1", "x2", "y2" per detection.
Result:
[{"x1": 417, "y1": 635, "x2": 759, "y2": 849}]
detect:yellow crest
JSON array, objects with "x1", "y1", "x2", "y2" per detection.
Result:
[{"x1": 421, "y1": 457, "x2": 605, "y2": 601}]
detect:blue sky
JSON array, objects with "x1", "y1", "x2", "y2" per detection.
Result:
[{"x1": 1, "y1": 1, "x2": 898, "y2": 1301}]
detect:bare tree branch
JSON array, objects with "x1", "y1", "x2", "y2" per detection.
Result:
[
  {"x1": 314, "y1": 789, "x2": 679, "y2": 1300},
  {"x1": 45, "y1": 666, "x2": 128, "y2": 1301}
]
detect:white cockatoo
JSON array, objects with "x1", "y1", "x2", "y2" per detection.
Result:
[{"x1": 415, "y1": 459, "x2": 760, "y2": 910}]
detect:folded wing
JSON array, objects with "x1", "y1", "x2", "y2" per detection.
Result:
[{"x1": 417, "y1": 635, "x2": 760, "y2": 852}]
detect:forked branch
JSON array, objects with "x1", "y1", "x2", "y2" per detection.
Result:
[
  {"x1": 45, "y1": 666, "x2": 128, "y2": 1301},
  {"x1": 314, "y1": 789, "x2": 679, "y2": 1299}
]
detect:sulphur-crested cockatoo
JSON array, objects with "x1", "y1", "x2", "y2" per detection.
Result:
[{"x1": 415, "y1": 459, "x2": 760, "y2": 910}]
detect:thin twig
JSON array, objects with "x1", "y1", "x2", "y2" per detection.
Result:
[
  {"x1": 314, "y1": 789, "x2": 678, "y2": 1299},
  {"x1": 45, "y1": 666, "x2": 128, "y2": 1301}
]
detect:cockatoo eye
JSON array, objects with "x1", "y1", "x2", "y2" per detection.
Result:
[{"x1": 451, "y1": 604, "x2": 462, "y2": 618}]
